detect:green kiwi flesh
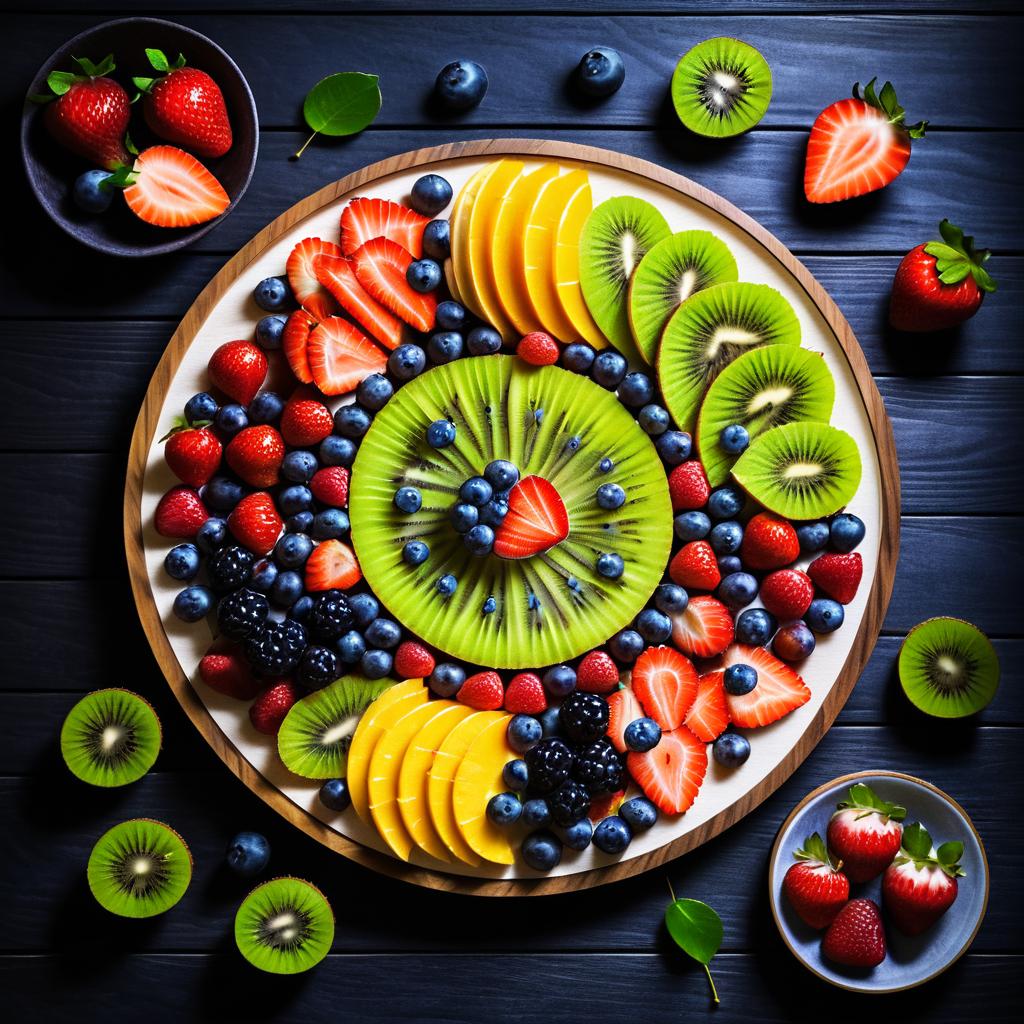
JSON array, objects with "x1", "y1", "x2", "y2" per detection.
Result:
[
  {"x1": 731, "y1": 421, "x2": 861, "y2": 520},
  {"x1": 697, "y1": 345, "x2": 835, "y2": 487},
  {"x1": 672, "y1": 37, "x2": 773, "y2": 138},
  {"x1": 628, "y1": 230, "x2": 738, "y2": 364},
  {"x1": 87, "y1": 818, "x2": 192, "y2": 918},
  {"x1": 234, "y1": 877, "x2": 334, "y2": 975},
  {"x1": 350, "y1": 356, "x2": 672, "y2": 669},
  {"x1": 899, "y1": 617, "x2": 1000, "y2": 718},
  {"x1": 278, "y1": 676, "x2": 396, "y2": 779},
  {"x1": 60, "y1": 688, "x2": 161, "y2": 787}
]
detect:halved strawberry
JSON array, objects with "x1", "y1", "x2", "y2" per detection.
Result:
[
  {"x1": 493, "y1": 475, "x2": 569, "y2": 559},
  {"x1": 314, "y1": 253, "x2": 403, "y2": 350},
  {"x1": 282, "y1": 309, "x2": 316, "y2": 385},
  {"x1": 121, "y1": 145, "x2": 229, "y2": 228},
  {"x1": 306, "y1": 317, "x2": 388, "y2": 397},
  {"x1": 626, "y1": 726, "x2": 708, "y2": 816},
  {"x1": 351, "y1": 237, "x2": 437, "y2": 333},
  {"x1": 305, "y1": 539, "x2": 361, "y2": 591},
  {"x1": 286, "y1": 237, "x2": 341, "y2": 321},
  {"x1": 669, "y1": 595, "x2": 734, "y2": 659},
  {"x1": 340, "y1": 197, "x2": 428, "y2": 259},
  {"x1": 607, "y1": 686, "x2": 644, "y2": 754},
  {"x1": 685, "y1": 670, "x2": 730, "y2": 743},
  {"x1": 721, "y1": 644, "x2": 811, "y2": 728},
  {"x1": 631, "y1": 646, "x2": 698, "y2": 731}
]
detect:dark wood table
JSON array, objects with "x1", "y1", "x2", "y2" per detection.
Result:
[{"x1": 3, "y1": 2, "x2": 1022, "y2": 1019}]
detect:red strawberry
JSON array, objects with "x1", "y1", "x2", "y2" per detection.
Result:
[
  {"x1": 285, "y1": 238, "x2": 341, "y2": 322},
  {"x1": 822, "y1": 899, "x2": 886, "y2": 968},
  {"x1": 134, "y1": 50, "x2": 232, "y2": 159},
  {"x1": 631, "y1": 646, "x2": 698, "y2": 731},
  {"x1": 889, "y1": 220, "x2": 996, "y2": 332},
  {"x1": 684, "y1": 670, "x2": 729, "y2": 743},
  {"x1": 310, "y1": 467, "x2": 350, "y2": 508},
  {"x1": 759, "y1": 569, "x2": 814, "y2": 621},
  {"x1": 576, "y1": 651, "x2": 620, "y2": 694},
  {"x1": 668, "y1": 460, "x2": 710, "y2": 511},
  {"x1": 306, "y1": 317, "x2": 388, "y2": 396},
  {"x1": 826, "y1": 782, "x2": 906, "y2": 883},
  {"x1": 314, "y1": 253, "x2": 403, "y2": 350},
  {"x1": 669, "y1": 540, "x2": 720, "y2": 591},
  {"x1": 669, "y1": 595, "x2": 734, "y2": 659},
  {"x1": 283, "y1": 310, "x2": 317, "y2": 385},
  {"x1": 340, "y1": 197, "x2": 428, "y2": 259},
  {"x1": 225, "y1": 425, "x2": 284, "y2": 488},
  {"x1": 606, "y1": 686, "x2": 644, "y2": 754},
  {"x1": 280, "y1": 398, "x2": 333, "y2": 447},
  {"x1": 517, "y1": 332, "x2": 559, "y2": 366},
  {"x1": 121, "y1": 145, "x2": 229, "y2": 228},
  {"x1": 305, "y1": 539, "x2": 361, "y2": 591},
  {"x1": 208, "y1": 340, "x2": 267, "y2": 406},
  {"x1": 249, "y1": 680, "x2": 300, "y2": 735},
  {"x1": 740, "y1": 513, "x2": 800, "y2": 571},
  {"x1": 163, "y1": 424, "x2": 222, "y2": 488},
  {"x1": 808, "y1": 552, "x2": 863, "y2": 605},
  {"x1": 504, "y1": 672, "x2": 547, "y2": 714},
  {"x1": 227, "y1": 492, "x2": 283, "y2": 555},
  {"x1": 721, "y1": 644, "x2": 810, "y2": 727},
  {"x1": 782, "y1": 832, "x2": 850, "y2": 929},
  {"x1": 393, "y1": 641, "x2": 436, "y2": 680},
  {"x1": 588, "y1": 789, "x2": 626, "y2": 824},
  {"x1": 351, "y1": 238, "x2": 437, "y2": 333},
  {"x1": 881, "y1": 822, "x2": 963, "y2": 935},
  {"x1": 198, "y1": 646, "x2": 260, "y2": 700},
  {"x1": 457, "y1": 671, "x2": 505, "y2": 711},
  {"x1": 493, "y1": 475, "x2": 569, "y2": 559},
  {"x1": 626, "y1": 726, "x2": 707, "y2": 815},
  {"x1": 155, "y1": 485, "x2": 208, "y2": 538}
]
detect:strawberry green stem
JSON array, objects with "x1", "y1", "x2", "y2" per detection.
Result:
[{"x1": 292, "y1": 131, "x2": 319, "y2": 160}]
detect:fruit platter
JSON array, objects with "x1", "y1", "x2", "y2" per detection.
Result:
[{"x1": 125, "y1": 139, "x2": 898, "y2": 893}]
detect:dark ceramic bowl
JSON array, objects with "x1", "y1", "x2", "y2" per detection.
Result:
[{"x1": 20, "y1": 17, "x2": 258, "y2": 257}]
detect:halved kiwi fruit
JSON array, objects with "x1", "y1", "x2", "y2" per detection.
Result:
[
  {"x1": 628, "y1": 230, "x2": 738, "y2": 364},
  {"x1": 61, "y1": 689, "x2": 161, "y2": 787},
  {"x1": 350, "y1": 356, "x2": 672, "y2": 669},
  {"x1": 87, "y1": 818, "x2": 192, "y2": 918},
  {"x1": 235, "y1": 877, "x2": 334, "y2": 974},
  {"x1": 579, "y1": 196, "x2": 671, "y2": 364},
  {"x1": 278, "y1": 676, "x2": 395, "y2": 779},
  {"x1": 658, "y1": 281, "x2": 801, "y2": 433},
  {"x1": 697, "y1": 345, "x2": 835, "y2": 487},
  {"x1": 731, "y1": 421, "x2": 861, "y2": 520},
  {"x1": 899, "y1": 618, "x2": 1000, "y2": 718},
  {"x1": 671, "y1": 37, "x2": 773, "y2": 138}
]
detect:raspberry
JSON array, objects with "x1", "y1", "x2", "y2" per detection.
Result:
[
  {"x1": 249, "y1": 680, "x2": 301, "y2": 735},
  {"x1": 576, "y1": 651, "x2": 619, "y2": 693},
  {"x1": 394, "y1": 641, "x2": 436, "y2": 679},
  {"x1": 198, "y1": 646, "x2": 260, "y2": 700}
]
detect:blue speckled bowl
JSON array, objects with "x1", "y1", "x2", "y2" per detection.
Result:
[{"x1": 769, "y1": 771, "x2": 989, "y2": 993}]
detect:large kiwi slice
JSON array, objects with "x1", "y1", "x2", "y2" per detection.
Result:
[
  {"x1": 234, "y1": 877, "x2": 334, "y2": 974},
  {"x1": 731, "y1": 421, "x2": 861, "y2": 519},
  {"x1": 628, "y1": 230, "x2": 738, "y2": 364},
  {"x1": 60, "y1": 689, "x2": 161, "y2": 787},
  {"x1": 697, "y1": 345, "x2": 835, "y2": 487},
  {"x1": 658, "y1": 281, "x2": 801, "y2": 433},
  {"x1": 671, "y1": 37, "x2": 773, "y2": 138},
  {"x1": 350, "y1": 356, "x2": 672, "y2": 669},
  {"x1": 278, "y1": 676, "x2": 396, "y2": 779},
  {"x1": 579, "y1": 196, "x2": 670, "y2": 364},
  {"x1": 87, "y1": 818, "x2": 192, "y2": 918},
  {"x1": 899, "y1": 618, "x2": 1000, "y2": 718}
]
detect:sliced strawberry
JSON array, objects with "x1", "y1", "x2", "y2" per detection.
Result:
[
  {"x1": 721, "y1": 644, "x2": 811, "y2": 728},
  {"x1": 304, "y1": 539, "x2": 361, "y2": 591},
  {"x1": 306, "y1": 317, "x2": 388, "y2": 397},
  {"x1": 685, "y1": 670, "x2": 730, "y2": 743},
  {"x1": 607, "y1": 686, "x2": 644, "y2": 754},
  {"x1": 282, "y1": 309, "x2": 317, "y2": 385},
  {"x1": 351, "y1": 237, "x2": 437, "y2": 333},
  {"x1": 626, "y1": 726, "x2": 708, "y2": 816},
  {"x1": 340, "y1": 197, "x2": 428, "y2": 259},
  {"x1": 286, "y1": 238, "x2": 341, "y2": 321},
  {"x1": 588, "y1": 789, "x2": 626, "y2": 823},
  {"x1": 631, "y1": 646, "x2": 698, "y2": 732},
  {"x1": 122, "y1": 145, "x2": 229, "y2": 228},
  {"x1": 669, "y1": 595, "x2": 734, "y2": 659},
  {"x1": 493, "y1": 475, "x2": 569, "y2": 559},
  {"x1": 314, "y1": 253, "x2": 403, "y2": 350}
]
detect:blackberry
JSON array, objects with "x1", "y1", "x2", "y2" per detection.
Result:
[
  {"x1": 559, "y1": 691, "x2": 610, "y2": 744},
  {"x1": 216, "y1": 588, "x2": 269, "y2": 641},
  {"x1": 297, "y1": 645, "x2": 340, "y2": 690},
  {"x1": 245, "y1": 619, "x2": 308, "y2": 676},
  {"x1": 524, "y1": 737, "x2": 574, "y2": 794},
  {"x1": 573, "y1": 737, "x2": 625, "y2": 796},
  {"x1": 207, "y1": 545, "x2": 255, "y2": 592},
  {"x1": 547, "y1": 779, "x2": 591, "y2": 827},
  {"x1": 307, "y1": 589, "x2": 354, "y2": 641}
]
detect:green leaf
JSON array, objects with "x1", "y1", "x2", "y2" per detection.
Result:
[
  {"x1": 665, "y1": 890, "x2": 723, "y2": 1004},
  {"x1": 939, "y1": 218, "x2": 965, "y2": 249},
  {"x1": 294, "y1": 72, "x2": 381, "y2": 159},
  {"x1": 146, "y1": 48, "x2": 171, "y2": 73},
  {"x1": 125, "y1": 131, "x2": 138, "y2": 157},
  {"x1": 901, "y1": 821, "x2": 932, "y2": 860},
  {"x1": 972, "y1": 264, "x2": 998, "y2": 293},
  {"x1": 938, "y1": 263, "x2": 971, "y2": 285},
  {"x1": 841, "y1": 783, "x2": 906, "y2": 821},
  {"x1": 794, "y1": 832, "x2": 832, "y2": 866},
  {"x1": 923, "y1": 243, "x2": 963, "y2": 263},
  {"x1": 46, "y1": 70, "x2": 77, "y2": 96},
  {"x1": 132, "y1": 77, "x2": 156, "y2": 94},
  {"x1": 937, "y1": 841, "x2": 964, "y2": 867}
]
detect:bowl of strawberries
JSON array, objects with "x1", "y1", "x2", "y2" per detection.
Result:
[{"x1": 20, "y1": 16, "x2": 257, "y2": 256}]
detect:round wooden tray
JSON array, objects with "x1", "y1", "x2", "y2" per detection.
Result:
[{"x1": 124, "y1": 139, "x2": 900, "y2": 896}]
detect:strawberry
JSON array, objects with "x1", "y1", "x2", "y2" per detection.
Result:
[
  {"x1": 808, "y1": 552, "x2": 863, "y2": 605},
  {"x1": 155, "y1": 485, "x2": 208, "y2": 538},
  {"x1": 393, "y1": 641, "x2": 436, "y2": 680},
  {"x1": 518, "y1": 332, "x2": 559, "y2": 366},
  {"x1": 162, "y1": 424, "x2": 222, "y2": 488},
  {"x1": 280, "y1": 398, "x2": 333, "y2": 447},
  {"x1": 740, "y1": 513, "x2": 800, "y2": 571},
  {"x1": 759, "y1": 569, "x2": 814, "y2": 621},
  {"x1": 684, "y1": 670, "x2": 729, "y2": 743},
  {"x1": 606, "y1": 686, "x2": 644, "y2": 753},
  {"x1": 588, "y1": 789, "x2": 626, "y2": 824},
  {"x1": 225, "y1": 425, "x2": 284, "y2": 488},
  {"x1": 822, "y1": 899, "x2": 886, "y2": 968},
  {"x1": 493, "y1": 475, "x2": 569, "y2": 559},
  {"x1": 305, "y1": 539, "x2": 361, "y2": 591},
  {"x1": 208, "y1": 340, "x2": 267, "y2": 406},
  {"x1": 881, "y1": 821, "x2": 963, "y2": 935},
  {"x1": 227, "y1": 492, "x2": 283, "y2": 555},
  {"x1": 631, "y1": 646, "x2": 698, "y2": 731},
  {"x1": 721, "y1": 644, "x2": 810, "y2": 727},
  {"x1": 826, "y1": 782, "x2": 906, "y2": 883},
  {"x1": 249, "y1": 680, "x2": 300, "y2": 735},
  {"x1": 805, "y1": 78, "x2": 926, "y2": 205},
  {"x1": 576, "y1": 651, "x2": 620, "y2": 694},
  {"x1": 283, "y1": 310, "x2": 317, "y2": 385},
  {"x1": 889, "y1": 220, "x2": 997, "y2": 332},
  {"x1": 285, "y1": 238, "x2": 341, "y2": 322},
  {"x1": 351, "y1": 238, "x2": 437, "y2": 333},
  {"x1": 310, "y1": 466, "x2": 350, "y2": 508},
  {"x1": 669, "y1": 595, "x2": 734, "y2": 659},
  {"x1": 782, "y1": 832, "x2": 850, "y2": 929},
  {"x1": 306, "y1": 317, "x2": 388, "y2": 396},
  {"x1": 669, "y1": 540, "x2": 720, "y2": 591},
  {"x1": 504, "y1": 672, "x2": 547, "y2": 714},
  {"x1": 133, "y1": 49, "x2": 232, "y2": 159},
  {"x1": 668, "y1": 460, "x2": 710, "y2": 511},
  {"x1": 340, "y1": 197, "x2": 428, "y2": 259},
  {"x1": 314, "y1": 253, "x2": 403, "y2": 350},
  {"x1": 198, "y1": 645, "x2": 260, "y2": 700},
  {"x1": 457, "y1": 671, "x2": 505, "y2": 711},
  {"x1": 118, "y1": 145, "x2": 229, "y2": 228},
  {"x1": 626, "y1": 726, "x2": 707, "y2": 815}
]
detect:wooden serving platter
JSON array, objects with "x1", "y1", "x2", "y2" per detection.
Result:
[{"x1": 124, "y1": 139, "x2": 899, "y2": 896}]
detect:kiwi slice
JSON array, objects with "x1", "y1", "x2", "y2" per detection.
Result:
[
  {"x1": 278, "y1": 676, "x2": 396, "y2": 779},
  {"x1": 697, "y1": 345, "x2": 835, "y2": 487},
  {"x1": 658, "y1": 281, "x2": 801, "y2": 433},
  {"x1": 731, "y1": 421, "x2": 861, "y2": 520},
  {"x1": 60, "y1": 689, "x2": 161, "y2": 787},
  {"x1": 671, "y1": 37, "x2": 773, "y2": 138},
  {"x1": 579, "y1": 196, "x2": 671, "y2": 364},
  {"x1": 350, "y1": 356, "x2": 672, "y2": 669},
  {"x1": 87, "y1": 818, "x2": 192, "y2": 918},
  {"x1": 899, "y1": 618, "x2": 1000, "y2": 718},
  {"x1": 235, "y1": 877, "x2": 334, "y2": 974}
]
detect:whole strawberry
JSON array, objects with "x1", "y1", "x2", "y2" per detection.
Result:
[
  {"x1": 280, "y1": 398, "x2": 334, "y2": 447},
  {"x1": 155, "y1": 485, "x2": 208, "y2": 538},
  {"x1": 249, "y1": 680, "x2": 300, "y2": 735},
  {"x1": 393, "y1": 641, "x2": 435, "y2": 680},
  {"x1": 226, "y1": 425, "x2": 284, "y2": 488},
  {"x1": 228, "y1": 491, "x2": 283, "y2": 555},
  {"x1": 199, "y1": 646, "x2": 260, "y2": 700},
  {"x1": 504, "y1": 672, "x2": 547, "y2": 714},
  {"x1": 209, "y1": 341, "x2": 267, "y2": 406},
  {"x1": 822, "y1": 898, "x2": 886, "y2": 968},
  {"x1": 808, "y1": 552, "x2": 863, "y2": 605},
  {"x1": 826, "y1": 782, "x2": 905, "y2": 882},
  {"x1": 668, "y1": 460, "x2": 710, "y2": 511},
  {"x1": 882, "y1": 822, "x2": 963, "y2": 935},
  {"x1": 576, "y1": 651, "x2": 620, "y2": 694},
  {"x1": 134, "y1": 49, "x2": 232, "y2": 159},
  {"x1": 163, "y1": 422, "x2": 222, "y2": 488},
  {"x1": 458, "y1": 671, "x2": 505, "y2": 710},
  {"x1": 518, "y1": 332, "x2": 559, "y2": 366},
  {"x1": 669, "y1": 540, "x2": 720, "y2": 591},
  {"x1": 310, "y1": 466, "x2": 349, "y2": 507},
  {"x1": 741, "y1": 513, "x2": 799, "y2": 571},
  {"x1": 782, "y1": 832, "x2": 850, "y2": 929},
  {"x1": 889, "y1": 219, "x2": 996, "y2": 332},
  {"x1": 759, "y1": 569, "x2": 814, "y2": 621}
]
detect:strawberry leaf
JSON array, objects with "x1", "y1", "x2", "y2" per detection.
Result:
[
  {"x1": 294, "y1": 72, "x2": 381, "y2": 160},
  {"x1": 937, "y1": 841, "x2": 964, "y2": 868},
  {"x1": 839, "y1": 782, "x2": 907, "y2": 821},
  {"x1": 901, "y1": 821, "x2": 932, "y2": 859},
  {"x1": 145, "y1": 48, "x2": 171, "y2": 73},
  {"x1": 73, "y1": 54, "x2": 115, "y2": 78},
  {"x1": 972, "y1": 264, "x2": 998, "y2": 293},
  {"x1": 794, "y1": 831, "x2": 836, "y2": 868},
  {"x1": 923, "y1": 243, "x2": 963, "y2": 263},
  {"x1": 665, "y1": 884, "x2": 723, "y2": 1004},
  {"x1": 938, "y1": 263, "x2": 971, "y2": 286},
  {"x1": 46, "y1": 70, "x2": 78, "y2": 96},
  {"x1": 132, "y1": 76, "x2": 156, "y2": 94}
]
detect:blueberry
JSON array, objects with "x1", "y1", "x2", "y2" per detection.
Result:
[
  {"x1": 250, "y1": 558, "x2": 279, "y2": 592},
  {"x1": 72, "y1": 168, "x2": 115, "y2": 212},
  {"x1": 482, "y1": 596, "x2": 497, "y2": 614},
  {"x1": 164, "y1": 543, "x2": 201, "y2": 581},
  {"x1": 596, "y1": 483, "x2": 627, "y2": 511},
  {"x1": 724, "y1": 663, "x2": 758, "y2": 695},
  {"x1": 717, "y1": 555, "x2": 742, "y2": 576},
  {"x1": 225, "y1": 831, "x2": 270, "y2": 877},
  {"x1": 430, "y1": 662, "x2": 466, "y2": 697},
  {"x1": 407, "y1": 258, "x2": 443, "y2": 294},
  {"x1": 596, "y1": 552, "x2": 624, "y2": 579},
  {"x1": 720, "y1": 423, "x2": 750, "y2": 454},
  {"x1": 394, "y1": 486, "x2": 422, "y2": 514},
  {"x1": 215, "y1": 403, "x2": 248, "y2": 435},
  {"x1": 402, "y1": 540, "x2": 430, "y2": 566},
  {"x1": 288, "y1": 595, "x2": 314, "y2": 622},
  {"x1": 387, "y1": 343, "x2": 427, "y2": 382},
  {"x1": 434, "y1": 300, "x2": 465, "y2": 333},
  {"x1": 592, "y1": 350, "x2": 628, "y2": 388},
  {"x1": 486, "y1": 791, "x2": 523, "y2": 827},
  {"x1": 449, "y1": 502, "x2": 479, "y2": 533},
  {"x1": 655, "y1": 430, "x2": 692, "y2": 465},
  {"x1": 195, "y1": 517, "x2": 228, "y2": 554},
  {"x1": 249, "y1": 391, "x2": 284, "y2": 424},
  {"x1": 521, "y1": 830, "x2": 562, "y2": 871},
  {"x1": 270, "y1": 570, "x2": 304, "y2": 608},
  {"x1": 593, "y1": 815, "x2": 632, "y2": 854},
  {"x1": 275, "y1": 532, "x2": 313, "y2": 569},
  {"x1": 464, "y1": 523, "x2": 495, "y2": 556},
  {"x1": 361, "y1": 648, "x2": 393, "y2": 679},
  {"x1": 735, "y1": 608, "x2": 777, "y2": 647},
  {"x1": 806, "y1": 598, "x2": 845, "y2": 634},
  {"x1": 598, "y1": 457, "x2": 614, "y2": 473},
  {"x1": 536, "y1": 707, "x2": 562, "y2": 738},
  {"x1": 478, "y1": 497, "x2": 509, "y2": 526},
  {"x1": 484, "y1": 459, "x2": 519, "y2": 491},
  {"x1": 319, "y1": 778, "x2": 351, "y2": 812},
  {"x1": 774, "y1": 621, "x2": 816, "y2": 662},
  {"x1": 423, "y1": 220, "x2": 452, "y2": 262},
  {"x1": 507, "y1": 714, "x2": 543, "y2": 754},
  {"x1": 285, "y1": 511, "x2": 314, "y2": 535},
  {"x1": 561, "y1": 342, "x2": 596, "y2": 374},
  {"x1": 430, "y1": 329, "x2": 465, "y2": 366},
  {"x1": 410, "y1": 174, "x2": 453, "y2": 216},
  {"x1": 466, "y1": 325, "x2": 502, "y2": 355},
  {"x1": 707, "y1": 487, "x2": 744, "y2": 521},
  {"x1": 278, "y1": 485, "x2": 313, "y2": 517},
  {"x1": 349, "y1": 593, "x2": 379, "y2": 628},
  {"x1": 312, "y1": 508, "x2": 350, "y2": 540},
  {"x1": 436, "y1": 573, "x2": 458, "y2": 597},
  {"x1": 336, "y1": 630, "x2": 366, "y2": 665},
  {"x1": 674, "y1": 510, "x2": 712, "y2": 541},
  {"x1": 796, "y1": 521, "x2": 830, "y2": 554},
  {"x1": 635, "y1": 608, "x2": 672, "y2": 644},
  {"x1": 318, "y1": 436, "x2": 355, "y2": 469},
  {"x1": 427, "y1": 419, "x2": 456, "y2": 448},
  {"x1": 709, "y1": 520, "x2": 743, "y2": 555},
  {"x1": 713, "y1": 732, "x2": 751, "y2": 767},
  {"x1": 619, "y1": 796, "x2": 658, "y2": 832},
  {"x1": 173, "y1": 585, "x2": 214, "y2": 622},
  {"x1": 434, "y1": 59, "x2": 488, "y2": 112},
  {"x1": 830, "y1": 513, "x2": 866, "y2": 553},
  {"x1": 638, "y1": 404, "x2": 670, "y2": 436},
  {"x1": 608, "y1": 628, "x2": 644, "y2": 662},
  {"x1": 459, "y1": 476, "x2": 493, "y2": 506},
  {"x1": 559, "y1": 818, "x2": 594, "y2": 851},
  {"x1": 543, "y1": 664, "x2": 576, "y2": 697},
  {"x1": 365, "y1": 618, "x2": 401, "y2": 649},
  {"x1": 335, "y1": 404, "x2": 373, "y2": 439},
  {"x1": 618, "y1": 371, "x2": 654, "y2": 407},
  {"x1": 572, "y1": 46, "x2": 626, "y2": 98},
  {"x1": 184, "y1": 392, "x2": 218, "y2": 424},
  {"x1": 521, "y1": 800, "x2": 553, "y2": 829},
  {"x1": 624, "y1": 717, "x2": 662, "y2": 753},
  {"x1": 254, "y1": 314, "x2": 286, "y2": 351},
  {"x1": 718, "y1": 571, "x2": 758, "y2": 610},
  {"x1": 281, "y1": 450, "x2": 317, "y2": 484},
  {"x1": 356, "y1": 373, "x2": 394, "y2": 410},
  {"x1": 503, "y1": 759, "x2": 530, "y2": 791},
  {"x1": 253, "y1": 276, "x2": 290, "y2": 312}
]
